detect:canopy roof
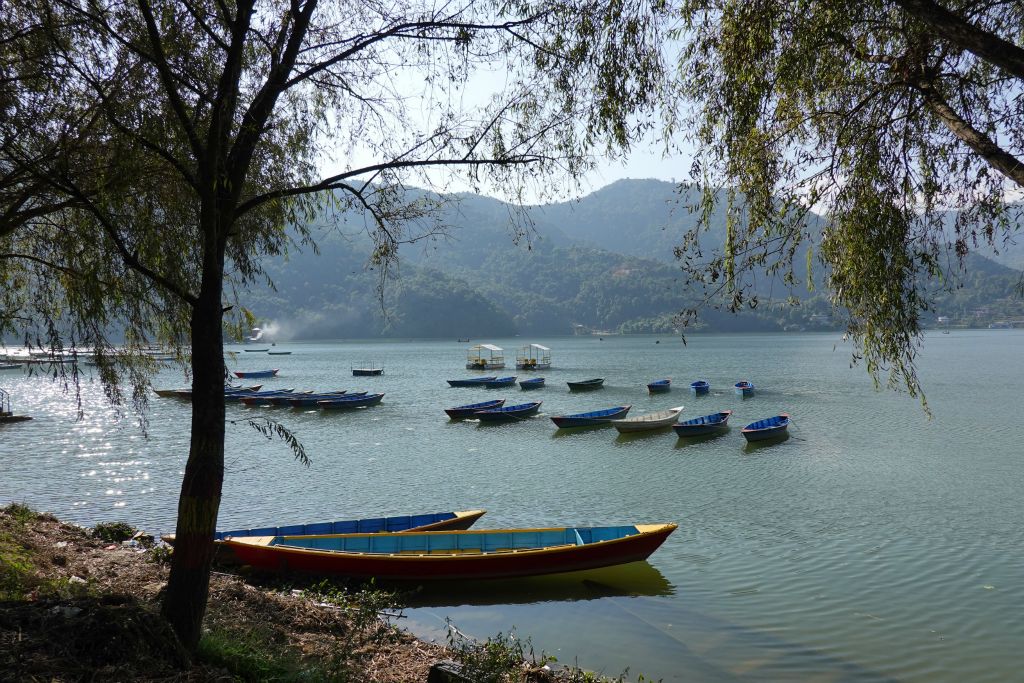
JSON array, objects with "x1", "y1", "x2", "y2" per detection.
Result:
[
  {"x1": 528, "y1": 344, "x2": 550, "y2": 351},
  {"x1": 470, "y1": 344, "x2": 503, "y2": 352}
]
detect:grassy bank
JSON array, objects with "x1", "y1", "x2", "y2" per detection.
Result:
[{"x1": 0, "y1": 505, "x2": 631, "y2": 682}]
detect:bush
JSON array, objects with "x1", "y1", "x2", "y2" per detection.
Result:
[{"x1": 92, "y1": 522, "x2": 137, "y2": 543}]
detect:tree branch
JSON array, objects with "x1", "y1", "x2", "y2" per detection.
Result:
[{"x1": 892, "y1": 0, "x2": 1024, "y2": 79}]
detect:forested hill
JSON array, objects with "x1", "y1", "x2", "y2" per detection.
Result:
[{"x1": 240, "y1": 180, "x2": 1024, "y2": 340}]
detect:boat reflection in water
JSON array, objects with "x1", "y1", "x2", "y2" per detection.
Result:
[{"x1": 400, "y1": 560, "x2": 674, "y2": 608}]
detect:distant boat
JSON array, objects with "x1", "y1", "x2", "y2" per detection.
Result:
[
  {"x1": 224, "y1": 388, "x2": 292, "y2": 402},
  {"x1": 567, "y1": 378, "x2": 604, "y2": 391},
  {"x1": 474, "y1": 401, "x2": 542, "y2": 422},
  {"x1": 673, "y1": 410, "x2": 732, "y2": 437},
  {"x1": 515, "y1": 343, "x2": 552, "y2": 370},
  {"x1": 240, "y1": 390, "x2": 311, "y2": 406},
  {"x1": 445, "y1": 399, "x2": 506, "y2": 419},
  {"x1": 222, "y1": 523, "x2": 677, "y2": 580},
  {"x1": 268, "y1": 351, "x2": 292, "y2": 356},
  {"x1": 352, "y1": 363, "x2": 383, "y2": 376},
  {"x1": 741, "y1": 413, "x2": 790, "y2": 442},
  {"x1": 466, "y1": 343, "x2": 505, "y2": 370},
  {"x1": 611, "y1": 406, "x2": 684, "y2": 433},
  {"x1": 447, "y1": 376, "x2": 498, "y2": 387},
  {"x1": 689, "y1": 380, "x2": 710, "y2": 395},
  {"x1": 243, "y1": 348, "x2": 269, "y2": 352},
  {"x1": 170, "y1": 384, "x2": 265, "y2": 399},
  {"x1": 550, "y1": 405, "x2": 631, "y2": 429},
  {"x1": 287, "y1": 391, "x2": 365, "y2": 408},
  {"x1": 734, "y1": 380, "x2": 755, "y2": 397},
  {"x1": 647, "y1": 379, "x2": 671, "y2": 393},
  {"x1": 233, "y1": 369, "x2": 279, "y2": 379},
  {"x1": 519, "y1": 377, "x2": 545, "y2": 390},
  {"x1": 483, "y1": 376, "x2": 517, "y2": 388},
  {"x1": 317, "y1": 393, "x2": 384, "y2": 409}
]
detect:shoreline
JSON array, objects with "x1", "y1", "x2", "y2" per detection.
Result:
[{"x1": 0, "y1": 505, "x2": 617, "y2": 682}]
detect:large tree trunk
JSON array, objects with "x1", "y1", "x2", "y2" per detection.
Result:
[{"x1": 161, "y1": 228, "x2": 226, "y2": 651}]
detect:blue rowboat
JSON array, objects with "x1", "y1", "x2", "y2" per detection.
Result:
[
  {"x1": 673, "y1": 410, "x2": 732, "y2": 437},
  {"x1": 734, "y1": 380, "x2": 755, "y2": 396},
  {"x1": 223, "y1": 523, "x2": 677, "y2": 580},
  {"x1": 447, "y1": 376, "x2": 498, "y2": 387},
  {"x1": 483, "y1": 376, "x2": 517, "y2": 388},
  {"x1": 224, "y1": 387, "x2": 292, "y2": 401},
  {"x1": 266, "y1": 390, "x2": 346, "y2": 406},
  {"x1": 234, "y1": 368, "x2": 279, "y2": 379},
  {"x1": 162, "y1": 509, "x2": 487, "y2": 548},
  {"x1": 445, "y1": 399, "x2": 506, "y2": 419},
  {"x1": 288, "y1": 391, "x2": 366, "y2": 407},
  {"x1": 519, "y1": 377, "x2": 545, "y2": 390},
  {"x1": 690, "y1": 380, "x2": 710, "y2": 395},
  {"x1": 647, "y1": 379, "x2": 671, "y2": 393},
  {"x1": 567, "y1": 378, "x2": 604, "y2": 391},
  {"x1": 475, "y1": 401, "x2": 542, "y2": 422},
  {"x1": 741, "y1": 413, "x2": 790, "y2": 442},
  {"x1": 550, "y1": 405, "x2": 632, "y2": 428},
  {"x1": 240, "y1": 390, "x2": 308, "y2": 406},
  {"x1": 317, "y1": 393, "x2": 384, "y2": 409}
]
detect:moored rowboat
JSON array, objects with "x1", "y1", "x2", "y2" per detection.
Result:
[
  {"x1": 741, "y1": 413, "x2": 790, "y2": 442},
  {"x1": 222, "y1": 523, "x2": 677, "y2": 580},
  {"x1": 689, "y1": 380, "x2": 710, "y2": 394},
  {"x1": 234, "y1": 368, "x2": 279, "y2": 379},
  {"x1": 611, "y1": 406, "x2": 684, "y2": 433},
  {"x1": 445, "y1": 399, "x2": 506, "y2": 419},
  {"x1": 646, "y1": 379, "x2": 671, "y2": 393},
  {"x1": 734, "y1": 380, "x2": 755, "y2": 396},
  {"x1": 447, "y1": 376, "x2": 497, "y2": 387},
  {"x1": 550, "y1": 405, "x2": 631, "y2": 428},
  {"x1": 567, "y1": 378, "x2": 604, "y2": 391},
  {"x1": 673, "y1": 410, "x2": 732, "y2": 437},
  {"x1": 474, "y1": 401, "x2": 541, "y2": 422},
  {"x1": 162, "y1": 509, "x2": 486, "y2": 548}
]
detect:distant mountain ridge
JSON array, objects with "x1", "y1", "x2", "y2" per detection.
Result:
[{"x1": 240, "y1": 179, "x2": 1024, "y2": 339}]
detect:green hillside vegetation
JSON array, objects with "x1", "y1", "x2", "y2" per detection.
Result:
[{"x1": 239, "y1": 182, "x2": 1024, "y2": 339}]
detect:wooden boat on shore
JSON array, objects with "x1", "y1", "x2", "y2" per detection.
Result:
[
  {"x1": 163, "y1": 509, "x2": 486, "y2": 547},
  {"x1": 689, "y1": 380, "x2": 710, "y2": 395},
  {"x1": 647, "y1": 379, "x2": 671, "y2": 393},
  {"x1": 673, "y1": 410, "x2": 732, "y2": 437},
  {"x1": 447, "y1": 376, "x2": 497, "y2": 387},
  {"x1": 475, "y1": 401, "x2": 541, "y2": 422},
  {"x1": 445, "y1": 399, "x2": 506, "y2": 419},
  {"x1": 519, "y1": 377, "x2": 545, "y2": 390},
  {"x1": 234, "y1": 368, "x2": 279, "y2": 379},
  {"x1": 611, "y1": 406, "x2": 684, "y2": 433},
  {"x1": 734, "y1": 380, "x2": 755, "y2": 396},
  {"x1": 483, "y1": 376, "x2": 517, "y2": 388},
  {"x1": 741, "y1": 413, "x2": 790, "y2": 442},
  {"x1": 317, "y1": 393, "x2": 384, "y2": 409},
  {"x1": 551, "y1": 405, "x2": 631, "y2": 428},
  {"x1": 515, "y1": 343, "x2": 552, "y2": 370},
  {"x1": 221, "y1": 523, "x2": 677, "y2": 580},
  {"x1": 567, "y1": 378, "x2": 604, "y2": 391}
]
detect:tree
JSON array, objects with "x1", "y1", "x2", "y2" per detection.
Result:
[
  {"x1": 1, "y1": 0, "x2": 670, "y2": 650},
  {"x1": 672, "y1": 0, "x2": 1024, "y2": 398}
]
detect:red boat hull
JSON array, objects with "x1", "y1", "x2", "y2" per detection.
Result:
[{"x1": 225, "y1": 524, "x2": 676, "y2": 580}]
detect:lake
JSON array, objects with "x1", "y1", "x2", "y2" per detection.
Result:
[{"x1": 1, "y1": 331, "x2": 1021, "y2": 681}]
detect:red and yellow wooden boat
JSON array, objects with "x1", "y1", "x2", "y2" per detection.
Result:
[{"x1": 222, "y1": 523, "x2": 677, "y2": 580}]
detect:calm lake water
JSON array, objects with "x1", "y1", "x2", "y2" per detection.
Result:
[{"x1": 2, "y1": 331, "x2": 1022, "y2": 681}]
